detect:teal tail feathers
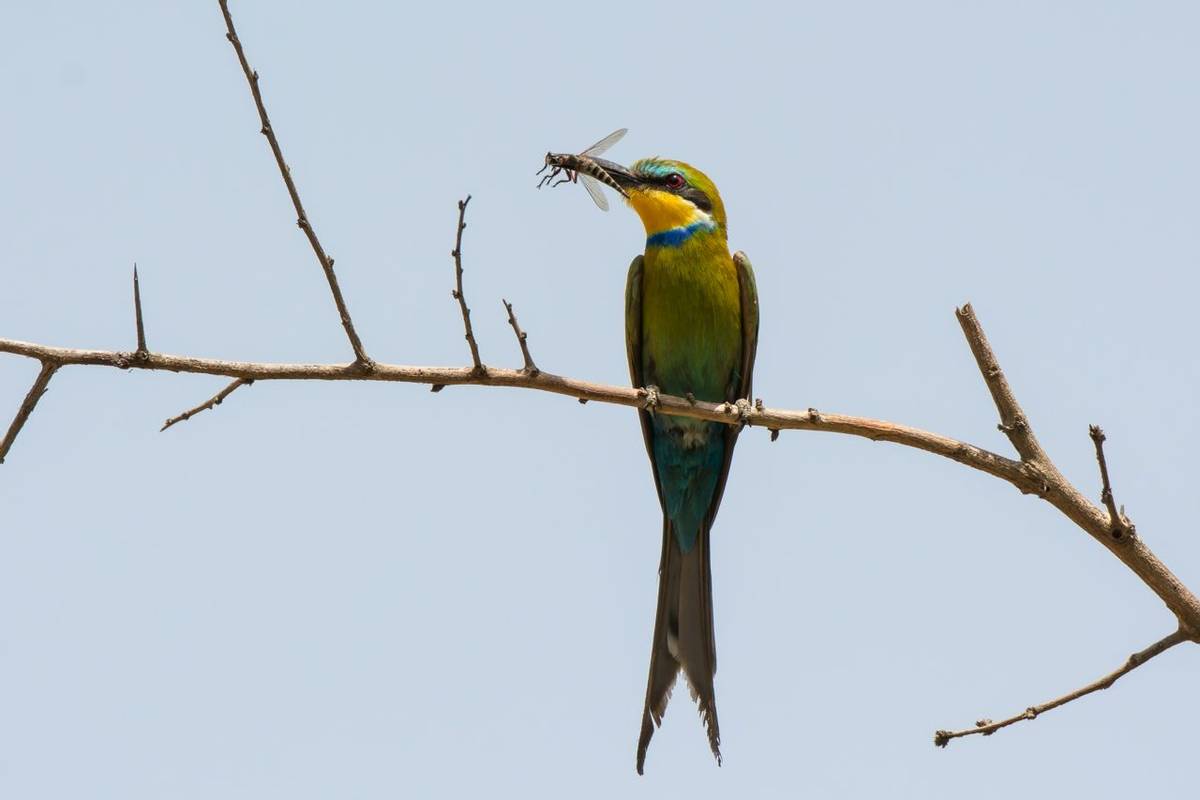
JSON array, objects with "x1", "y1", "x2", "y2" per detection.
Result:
[{"x1": 636, "y1": 518, "x2": 721, "y2": 774}]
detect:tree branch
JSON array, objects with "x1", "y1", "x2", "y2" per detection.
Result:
[
  {"x1": 953, "y1": 304, "x2": 1198, "y2": 634},
  {"x1": 935, "y1": 628, "x2": 1188, "y2": 746},
  {"x1": 0, "y1": 362, "x2": 59, "y2": 464},
  {"x1": 502, "y1": 298, "x2": 538, "y2": 374},
  {"x1": 161, "y1": 378, "x2": 253, "y2": 432},
  {"x1": 217, "y1": 0, "x2": 372, "y2": 368},
  {"x1": 956, "y1": 304, "x2": 1049, "y2": 465},
  {"x1": 450, "y1": 196, "x2": 483, "y2": 373},
  {"x1": 1090, "y1": 424, "x2": 1135, "y2": 539}
]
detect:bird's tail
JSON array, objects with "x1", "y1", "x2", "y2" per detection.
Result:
[{"x1": 636, "y1": 518, "x2": 720, "y2": 774}]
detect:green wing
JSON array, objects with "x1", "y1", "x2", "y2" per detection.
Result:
[
  {"x1": 732, "y1": 250, "x2": 760, "y2": 404},
  {"x1": 704, "y1": 250, "x2": 760, "y2": 529},
  {"x1": 625, "y1": 254, "x2": 665, "y2": 507}
]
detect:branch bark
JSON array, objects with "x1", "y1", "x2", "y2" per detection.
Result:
[
  {"x1": 935, "y1": 628, "x2": 1188, "y2": 746},
  {"x1": 217, "y1": 0, "x2": 371, "y2": 368},
  {"x1": 161, "y1": 378, "x2": 253, "y2": 431},
  {"x1": 450, "y1": 196, "x2": 483, "y2": 372},
  {"x1": 502, "y1": 298, "x2": 538, "y2": 374},
  {"x1": 0, "y1": 362, "x2": 58, "y2": 464}
]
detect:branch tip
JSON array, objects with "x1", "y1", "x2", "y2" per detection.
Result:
[
  {"x1": 935, "y1": 629, "x2": 1187, "y2": 747},
  {"x1": 161, "y1": 378, "x2": 251, "y2": 432},
  {"x1": 502, "y1": 298, "x2": 538, "y2": 374},
  {"x1": 1090, "y1": 424, "x2": 1134, "y2": 539}
]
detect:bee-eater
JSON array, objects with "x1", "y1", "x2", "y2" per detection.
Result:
[{"x1": 587, "y1": 156, "x2": 759, "y2": 773}]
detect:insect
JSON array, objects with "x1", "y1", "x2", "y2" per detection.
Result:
[{"x1": 536, "y1": 127, "x2": 629, "y2": 211}]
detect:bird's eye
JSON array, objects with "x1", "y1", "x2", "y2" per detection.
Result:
[{"x1": 664, "y1": 173, "x2": 686, "y2": 190}]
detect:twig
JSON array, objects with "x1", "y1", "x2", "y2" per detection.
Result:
[
  {"x1": 161, "y1": 378, "x2": 253, "y2": 432},
  {"x1": 934, "y1": 628, "x2": 1188, "y2": 746},
  {"x1": 0, "y1": 362, "x2": 59, "y2": 463},
  {"x1": 1090, "y1": 425, "x2": 1134, "y2": 539},
  {"x1": 133, "y1": 264, "x2": 147, "y2": 355},
  {"x1": 450, "y1": 196, "x2": 483, "y2": 372},
  {"x1": 502, "y1": 298, "x2": 538, "y2": 374},
  {"x1": 956, "y1": 303, "x2": 1048, "y2": 464},
  {"x1": 217, "y1": 0, "x2": 371, "y2": 369}
]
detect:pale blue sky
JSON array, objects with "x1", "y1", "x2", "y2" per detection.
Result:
[{"x1": 3, "y1": 1, "x2": 1199, "y2": 797}]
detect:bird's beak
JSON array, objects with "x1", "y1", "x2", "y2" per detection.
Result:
[{"x1": 587, "y1": 158, "x2": 642, "y2": 194}]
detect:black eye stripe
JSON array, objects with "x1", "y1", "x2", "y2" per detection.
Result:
[
  {"x1": 682, "y1": 187, "x2": 712, "y2": 212},
  {"x1": 638, "y1": 169, "x2": 714, "y2": 213}
]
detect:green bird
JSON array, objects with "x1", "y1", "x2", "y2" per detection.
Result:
[{"x1": 587, "y1": 154, "x2": 759, "y2": 773}]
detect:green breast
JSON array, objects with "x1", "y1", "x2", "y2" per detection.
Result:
[{"x1": 640, "y1": 235, "x2": 741, "y2": 402}]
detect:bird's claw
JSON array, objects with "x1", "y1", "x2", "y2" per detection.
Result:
[
  {"x1": 735, "y1": 398, "x2": 753, "y2": 429},
  {"x1": 642, "y1": 385, "x2": 661, "y2": 414}
]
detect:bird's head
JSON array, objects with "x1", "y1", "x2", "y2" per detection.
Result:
[{"x1": 590, "y1": 157, "x2": 727, "y2": 244}]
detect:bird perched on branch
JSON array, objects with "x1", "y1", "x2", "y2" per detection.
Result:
[{"x1": 556, "y1": 148, "x2": 759, "y2": 773}]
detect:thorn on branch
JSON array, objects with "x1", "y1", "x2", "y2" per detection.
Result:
[
  {"x1": 502, "y1": 298, "x2": 538, "y2": 374},
  {"x1": 1090, "y1": 424, "x2": 1136, "y2": 540},
  {"x1": 769, "y1": 429, "x2": 780, "y2": 442},
  {"x1": 450, "y1": 196, "x2": 484, "y2": 374},
  {"x1": 430, "y1": 384, "x2": 446, "y2": 393},
  {"x1": 0, "y1": 361, "x2": 59, "y2": 464},
  {"x1": 161, "y1": 378, "x2": 252, "y2": 432},
  {"x1": 132, "y1": 264, "x2": 148, "y2": 356}
]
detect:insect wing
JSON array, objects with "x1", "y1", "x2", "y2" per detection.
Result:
[
  {"x1": 580, "y1": 173, "x2": 610, "y2": 211},
  {"x1": 580, "y1": 127, "x2": 627, "y2": 158}
]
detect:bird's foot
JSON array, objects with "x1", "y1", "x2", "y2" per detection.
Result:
[
  {"x1": 641, "y1": 385, "x2": 661, "y2": 414},
  {"x1": 735, "y1": 398, "x2": 754, "y2": 429}
]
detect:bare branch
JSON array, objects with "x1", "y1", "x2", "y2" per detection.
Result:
[
  {"x1": 956, "y1": 303, "x2": 1049, "y2": 465},
  {"x1": 935, "y1": 628, "x2": 1189, "y2": 747},
  {"x1": 133, "y1": 264, "x2": 147, "y2": 355},
  {"x1": 0, "y1": 336, "x2": 1027, "y2": 477},
  {"x1": 1090, "y1": 424, "x2": 1135, "y2": 540},
  {"x1": 0, "y1": 362, "x2": 59, "y2": 464},
  {"x1": 4, "y1": 303, "x2": 1200, "y2": 641},
  {"x1": 217, "y1": 0, "x2": 372, "y2": 368},
  {"x1": 450, "y1": 196, "x2": 483, "y2": 372},
  {"x1": 502, "y1": 298, "x2": 538, "y2": 374},
  {"x1": 952, "y1": 303, "x2": 1200, "y2": 638},
  {"x1": 161, "y1": 378, "x2": 253, "y2": 432}
]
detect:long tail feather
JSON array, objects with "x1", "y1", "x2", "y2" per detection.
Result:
[{"x1": 637, "y1": 520, "x2": 720, "y2": 774}]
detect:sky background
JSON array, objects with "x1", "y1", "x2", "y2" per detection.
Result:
[{"x1": 2, "y1": 1, "x2": 1199, "y2": 797}]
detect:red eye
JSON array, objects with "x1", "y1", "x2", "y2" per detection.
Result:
[{"x1": 665, "y1": 173, "x2": 685, "y2": 190}]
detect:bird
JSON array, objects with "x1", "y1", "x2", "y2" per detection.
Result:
[{"x1": 584, "y1": 154, "x2": 759, "y2": 773}]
